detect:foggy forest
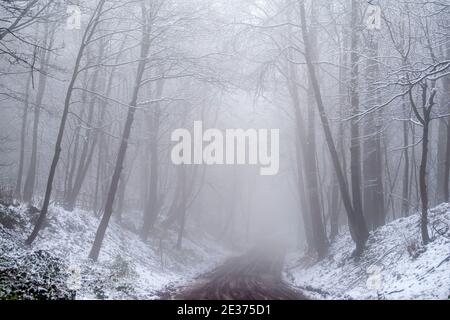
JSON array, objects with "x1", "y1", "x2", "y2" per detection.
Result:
[{"x1": 0, "y1": 0, "x2": 449, "y2": 301}]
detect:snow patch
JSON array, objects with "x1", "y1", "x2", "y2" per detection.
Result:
[
  {"x1": 0, "y1": 203, "x2": 226, "y2": 299},
  {"x1": 286, "y1": 203, "x2": 450, "y2": 300}
]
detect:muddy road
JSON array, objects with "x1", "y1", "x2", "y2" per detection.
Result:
[{"x1": 164, "y1": 246, "x2": 307, "y2": 300}]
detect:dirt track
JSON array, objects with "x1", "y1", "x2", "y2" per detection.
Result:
[{"x1": 166, "y1": 246, "x2": 307, "y2": 300}]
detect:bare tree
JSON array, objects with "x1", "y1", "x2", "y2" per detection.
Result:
[
  {"x1": 23, "y1": 22, "x2": 55, "y2": 203},
  {"x1": 408, "y1": 80, "x2": 437, "y2": 244},
  {"x1": 89, "y1": 1, "x2": 153, "y2": 260},
  {"x1": 26, "y1": 0, "x2": 108, "y2": 245},
  {"x1": 299, "y1": 0, "x2": 368, "y2": 255},
  {"x1": 14, "y1": 72, "x2": 32, "y2": 199}
]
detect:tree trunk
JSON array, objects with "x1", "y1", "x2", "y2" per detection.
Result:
[
  {"x1": 26, "y1": 0, "x2": 106, "y2": 245},
  {"x1": 419, "y1": 116, "x2": 431, "y2": 244},
  {"x1": 23, "y1": 26, "x2": 51, "y2": 203},
  {"x1": 92, "y1": 37, "x2": 126, "y2": 214},
  {"x1": 442, "y1": 42, "x2": 450, "y2": 202},
  {"x1": 176, "y1": 165, "x2": 187, "y2": 250},
  {"x1": 141, "y1": 79, "x2": 164, "y2": 240},
  {"x1": 303, "y1": 4, "x2": 328, "y2": 258},
  {"x1": 349, "y1": 0, "x2": 364, "y2": 233},
  {"x1": 14, "y1": 73, "x2": 32, "y2": 199},
  {"x1": 89, "y1": 7, "x2": 151, "y2": 260},
  {"x1": 286, "y1": 10, "x2": 327, "y2": 257},
  {"x1": 329, "y1": 175, "x2": 340, "y2": 239},
  {"x1": 304, "y1": 86, "x2": 329, "y2": 258},
  {"x1": 363, "y1": 34, "x2": 385, "y2": 229},
  {"x1": 402, "y1": 118, "x2": 410, "y2": 215},
  {"x1": 294, "y1": 116, "x2": 313, "y2": 249},
  {"x1": 288, "y1": 66, "x2": 327, "y2": 256},
  {"x1": 299, "y1": 0, "x2": 368, "y2": 255},
  {"x1": 64, "y1": 43, "x2": 106, "y2": 211},
  {"x1": 444, "y1": 116, "x2": 450, "y2": 202},
  {"x1": 115, "y1": 173, "x2": 126, "y2": 223},
  {"x1": 330, "y1": 22, "x2": 349, "y2": 240},
  {"x1": 409, "y1": 84, "x2": 435, "y2": 245},
  {"x1": 65, "y1": 112, "x2": 83, "y2": 201}
]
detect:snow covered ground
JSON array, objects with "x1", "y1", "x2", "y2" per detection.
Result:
[
  {"x1": 0, "y1": 202, "x2": 226, "y2": 300},
  {"x1": 3, "y1": 199, "x2": 450, "y2": 300},
  {"x1": 285, "y1": 203, "x2": 450, "y2": 300}
]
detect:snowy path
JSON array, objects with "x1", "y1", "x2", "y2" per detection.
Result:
[{"x1": 162, "y1": 246, "x2": 308, "y2": 300}]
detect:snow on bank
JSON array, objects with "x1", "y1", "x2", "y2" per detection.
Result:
[
  {"x1": 285, "y1": 203, "x2": 450, "y2": 300},
  {"x1": 0, "y1": 202, "x2": 226, "y2": 299}
]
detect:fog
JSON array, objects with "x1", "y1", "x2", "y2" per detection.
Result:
[
  {"x1": 0, "y1": 0, "x2": 305, "y2": 253},
  {"x1": 1, "y1": 0, "x2": 449, "y2": 300}
]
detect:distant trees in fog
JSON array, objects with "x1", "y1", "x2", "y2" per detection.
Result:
[{"x1": 0, "y1": 0, "x2": 449, "y2": 259}]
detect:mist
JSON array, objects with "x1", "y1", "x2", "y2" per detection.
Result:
[{"x1": 0, "y1": 0, "x2": 450, "y2": 301}]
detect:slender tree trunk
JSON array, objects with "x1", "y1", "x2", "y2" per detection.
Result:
[
  {"x1": 115, "y1": 173, "x2": 126, "y2": 223},
  {"x1": 286, "y1": 26, "x2": 312, "y2": 251},
  {"x1": 363, "y1": 35, "x2": 385, "y2": 229},
  {"x1": 419, "y1": 117, "x2": 431, "y2": 244},
  {"x1": 330, "y1": 23, "x2": 349, "y2": 239},
  {"x1": 288, "y1": 64, "x2": 328, "y2": 257},
  {"x1": 444, "y1": 117, "x2": 450, "y2": 202},
  {"x1": 401, "y1": 57, "x2": 411, "y2": 216},
  {"x1": 140, "y1": 116, "x2": 160, "y2": 237},
  {"x1": 409, "y1": 84, "x2": 435, "y2": 245},
  {"x1": 64, "y1": 43, "x2": 106, "y2": 211},
  {"x1": 14, "y1": 73, "x2": 32, "y2": 199},
  {"x1": 141, "y1": 80, "x2": 164, "y2": 239},
  {"x1": 93, "y1": 138, "x2": 102, "y2": 214},
  {"x1": 442, "y1": 43, "x2": 450, "y2": 202},
  {"x1": 299, "y1": 0, "x2": 368, "y2": 255},
  {"x1": 303, "y1": 4, "x2": 328, "y2": 258},
  {"x1": 65, "y1": 115, "x2": 82, "y2": 200},
  {"x1": 176, "y1": 165, "x2": 187, "y2": 250},
  {"x1": 295, "y1": 118, "x2": 313, "y2": 249},
  {"x1": 161, "y1": 171, "x2": 183, "y2": 229},
  {"x1": 65, "y1": 68, "x2": 90, "y2": 201},
  {"x1": 286, "y1": 10, "x2": 327, "y2": 256},
  {"x1": 92, "y1": 38, "x2": 126, "y2": 214},
  {"x1": 89, "y1": 7, "x2": 151, "y2": 260},
  {"x1": 374, "y1": 118, "x2": 385, "y2": 224},
  {"x1": 23, "y1": 27, "x2": 51, "y2": 203},
  {"x1": 329, "y1": 175, "x2": 340, "y2": 239},
  {"x1": 26, "y1": 0, "x2": 106, "y2": 245},
  {"x1": 349, "y1": 0, "x2": 364, "y2": 233},
  {"x1": 411, "y1": 124, "x2": 419, "y2": 207},
  {"x1": 304, "y1": 87, "x2": 329, "y2": 258},
  {"x1": 402, "y1": 119, "x2": 410, "y2": 215}
]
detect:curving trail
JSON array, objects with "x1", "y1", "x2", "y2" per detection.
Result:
[{"x1": 165, "y1": 246, "x2": 308, "y2": 300}]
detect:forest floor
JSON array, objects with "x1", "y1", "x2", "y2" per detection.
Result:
[
  {"x1": 285, "y1": 203, "x2": 450, "y2": 300},
  {"x1": 2, "y1": 197, "x2": 450, "y2": 300},
  {"x1": 0, "y1": 200, "x2": 226, "y2": 299}
]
